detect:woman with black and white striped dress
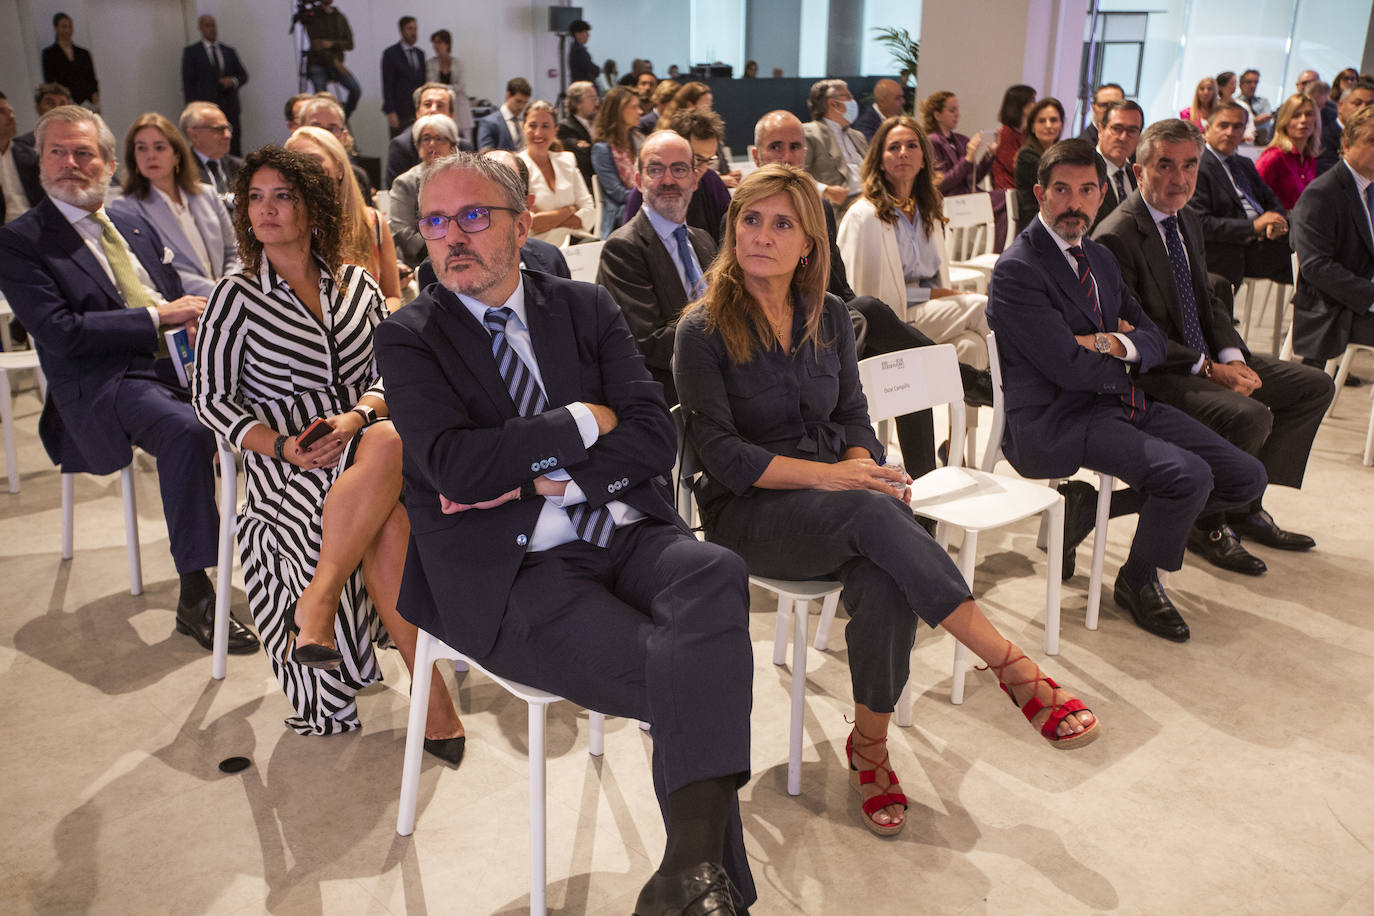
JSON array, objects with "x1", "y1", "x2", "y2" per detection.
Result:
[{"x1": 192, "y1": 146, "x2": 465, "y2": 758}]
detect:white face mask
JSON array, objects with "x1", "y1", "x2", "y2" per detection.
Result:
[{"x1": 841, "y1": 99, "x2": 859, "y2": 124}]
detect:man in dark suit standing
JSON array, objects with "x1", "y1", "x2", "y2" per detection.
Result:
[
  {"x1": 566, "y1": 20, "x2": 600, "y2": 84},
  {"x1": 0, "y1": 107, "x2": 258, "y2": 654},
  {"x1": 0, "y1": 91, "x2": 43, "y2": 226},
  {"x1": 380, "y1": 16, "x2": 427, "y2": 138},
  {"x1": 989, "y1": 138, "x2": 1266, "y2": 641},
  {"x1": 597, "y1": 132, "x2": 715, "y2": 404},
  {"x1": 1316, "y1": 78, "x2": 1374, "y2": 175},
  {"x1": 180, "y1": 15, "x2": 249, "y2": 156},
  {"x1": 475, "y1": 78, "x2": 531, "y2": 152},
  {"x1": 1094, "y1": 119, "x2": 1331, "y2": 577},
  {"x1": 179, "y1": 102, "x2": 241, "y2": 196},
  {"x1": 1185, "y1": 102, "x2": 1292, "y2": 292},
  {"x1": 1088, "y1": 99, "x2": 1142, "y2": 233},
  {"x1": 1291, "y1": 106, "x2": 1374, "y2": 364},
  {"x1": 373, "y1": 151, "x2": 755, "y2": 914}
]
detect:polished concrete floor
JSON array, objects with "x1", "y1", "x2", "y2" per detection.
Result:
[{"x1": 3, "y1": 347, "x2": 1374, "y2": 915}]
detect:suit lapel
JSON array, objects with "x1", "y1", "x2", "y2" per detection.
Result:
[
  {"x1": 1129, "y1": 198, "x2": 1186, "y2": 330},
  {"x1": 523, "y1": 273, "x2": 579, "y2": 408},
  {"x1": 1335, "y1": 165, "x2": 1374, "y2": 260},
  {"x1": 427, "y1": 285, "x2": 513, "y2": 419},
  {"x1": 1029, "y1": 220, "x2": 1101, "y2": 328},
  {"x1": 1204, "y1": 152, "x2": 1246, "y2": 213},
  {"x1": 637, "y1": 212, "x2": 687, "y2": 309},
  {"x1": 40, "y1": 201, "x2": 121, "y2": 304},
  {"x1": 109, "y1": 210, "x2": 173, "y2": 298}
]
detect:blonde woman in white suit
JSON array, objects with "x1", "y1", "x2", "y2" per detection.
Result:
[
  {"x1": 837, "y1": 115, "x2": 990, "y2": 369},
  {"x1": 109, "y1": 112, "x2": 240, "y2": 297},
  {"x1": 518, "y1": 100, "x2": 596, "y2": 246}
]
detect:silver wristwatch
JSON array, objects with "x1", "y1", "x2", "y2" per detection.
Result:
[{"x1": 1094, "y1": 333, "x2": 1113, "y2": 354}]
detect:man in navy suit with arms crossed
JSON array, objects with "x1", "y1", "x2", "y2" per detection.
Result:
[
  {"x1": 373, "y1": 151, "x2": 754, "y2": 914},
  {"x1": 0, "y1": 106, "x2": 258, "y2": 654},
  {"x1": 987, "y1": 139, "x2": 1266, "y2": 641}
]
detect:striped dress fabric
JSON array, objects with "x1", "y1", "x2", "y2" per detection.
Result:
[{"x1": 193, "y1": 261, "x2": 390, "y2": 735}]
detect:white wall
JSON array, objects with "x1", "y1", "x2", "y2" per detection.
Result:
[{"x1": 576, "y1": 1, "x2": 692, "y2": 79}]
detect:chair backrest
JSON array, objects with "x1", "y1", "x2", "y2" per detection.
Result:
[
  {"x1": 856, "y1": 345, "x2": 967, "y2": 467},
  {"x1": 943, "y1": 192, "x2": 996, "y2": 260},
  {"x1": 1002, "y1": 189, "x2": 1019, "y2": 250},
  {"x1": 374, "y1": 189, "x2": 390, "y2": 216},
  {"x1": 590, "y1": 173, "x2": 604, "y2": 235},
  {"x1": 981, "y1": 330, "x2": 1007, "y2": 472},
  {"x1": 562, "y1": 239, "x2": 605, "y2": 283},
  {"x1": 668, "y1": 404, "x2": 703, "y2": 524}
]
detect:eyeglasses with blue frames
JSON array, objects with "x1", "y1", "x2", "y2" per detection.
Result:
[
  {"x1": 641, "y1": 161, "x2": 692, "y2": 180},
  {"x1": 417, "y1": 206, "x2": 521, "y2": 239}
]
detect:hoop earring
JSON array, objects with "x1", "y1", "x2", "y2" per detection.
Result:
[
  {"x1": 798, "y1": 255, "x2": 809, "y2": 267},
  {"x1": 246, "y1": 225, "x2": 255, "y2": 238}
]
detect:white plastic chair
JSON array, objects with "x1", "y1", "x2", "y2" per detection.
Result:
[
  {"x1": 1237, "y1": 277, "x2": 1291, "y2": 356},
  {"x1": 855, "y1": 346, "x2": 1064, "y2": 724},
  {"x1": 211, "y1": 436, "x2": 241, "y2": 680},
  {"x1": 561, "y1": 239, "x2": 605, "y2": 283},
  {"x1": 670, "y1": 406, "x2": 840, "y2": 797},
  {"x1": 983, "y1": 331, "x2": 1114, "y2": 631},
  {"x1": 1, "y1": 350, "x2": 45, "y2": 493},
  {"x1": 397, "y1": 628, "x2": 606, "y2": 916},
  {"x1": 589, "y1": 173, "x2": 604, "y2": 239},
  {"x1": 62, "y1": 465, "x2": 142, "y2": 596},
  {"x1": 944, "y1": 192, "x2": 1001, "y2": 284}
]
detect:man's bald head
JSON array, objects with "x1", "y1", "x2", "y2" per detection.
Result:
[
  {"x1": 753, "y1": 110, "x2": 807, "y2": 168},
  {"x1": 873, "y1": 78, "x2": 905, "y2": 118}
]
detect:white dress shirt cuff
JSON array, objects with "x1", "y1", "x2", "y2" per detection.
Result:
[
  {"x1": 146, "y1": 306, "x2": 161, "y2": 332},
  {"x1": 1112, "y1": 333, "x2": 1139, "y2": 363},
  {"x1": 543, "y1": 470, "x2": 586, "y2": 507},
  {"x1": 566, "y1": 402, "x2": 599, "y2": 448},
  {"x1": 1217, "y1": 347, "x2": 1245, "y2": 365}
]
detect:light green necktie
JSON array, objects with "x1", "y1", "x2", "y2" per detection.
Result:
[{"x1": 89, "y1": 210, "x2": 155, "y2": 311}]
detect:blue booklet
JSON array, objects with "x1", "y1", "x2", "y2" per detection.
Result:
[{"x1": 164, "y1": 327, "x2": 194, "y2": 386}]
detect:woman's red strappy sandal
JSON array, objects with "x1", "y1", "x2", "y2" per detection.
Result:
[
  {"x1": 846, "y1": 723, "x2": 908, "y2": 837},
  {"x1": 978, "y1": 642, "x2": 1101, "y2": 750}
]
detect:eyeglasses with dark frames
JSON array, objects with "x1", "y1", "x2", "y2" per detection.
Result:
[
  {"x1": 692, "y1": 154, "x2": 719, "y2": 171},
  {"x1": 417, "y1": 205, "x2": 521, "y2": 239},
  {"x1": 642, "y1": 161, "x2": 692, "y2": 180}
]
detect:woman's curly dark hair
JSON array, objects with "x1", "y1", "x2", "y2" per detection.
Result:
[{"x1": 230, "y1": 145, "x2": 343, "y2": 277}]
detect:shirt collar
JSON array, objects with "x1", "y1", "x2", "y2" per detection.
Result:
[
  {"x1": 1142, "y1": 196, "x2": 1178, "y2": 228},
  {"x1": 51, "y1": 195, "x2": 107, "y2": 227},
  {"x1": 255, "y1": 255, "x2": 335, "y2": 296},
  {"x1": 1206, "y1": 143, "x2": 1234, "y2": 164},
  {"x1": 202, "y1": 39, "x2": 217, "y2": 51},
  {"x1": 643, "y1": 203, "x2": 685, "y2": 243},
  {"x1": 1345, "y1": 159, "x2": 1371, "y2": 195},
  {"x1": 456, "y1": 273, "x2": 528, "y2": 329}
]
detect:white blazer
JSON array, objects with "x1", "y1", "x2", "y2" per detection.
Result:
[
  {"x1": 835, "y1": 196, "x2": 951, "y2": 314},
  {"x1": 107, "y1": 183, "x2": 240, "y2": 297},
  {"x1": 519, "y1": 149, "x2": 597, "y2": 246}
]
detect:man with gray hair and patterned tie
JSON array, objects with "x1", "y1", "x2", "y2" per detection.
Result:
[
  {"x1": 0, "y1": 105, "x2": 258, "y2": 655},
  {"x1": 373, "y1": 151, "x2": 755, "y2": 915}
]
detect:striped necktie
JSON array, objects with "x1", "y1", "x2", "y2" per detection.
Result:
[
  {"x1": 1068, "y1": 245, "x2": 1141, "y2": 419},
  {"x1": 484, "y1": 307, "x2": 614, "y2": 547}
]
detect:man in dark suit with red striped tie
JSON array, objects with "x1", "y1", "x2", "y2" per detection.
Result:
[
  {"x1": 373, "y1": 152, "x2": 755, "y2": 914},
  {"x1": 988, "y1": 139, "x2": 1267, "y2": 642}
]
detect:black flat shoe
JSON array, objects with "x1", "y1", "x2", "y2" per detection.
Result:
[
  {"x1": 174, "y1": 592, "x2": 259, "y2": 654},
  {"x1": 424, "y1": 736, "x2": 466, "y2": 767},
  {"x1": 1186, "y1": 524, "x2": 1267, "y2": 575},
  {"x1": 1057, "y1": 480, "x2": 1099, "y2": 581},
  {"x1": 287, "y1": 602, "x2": 343, "y2": 670},
  {"x1": 1228, "y1": 509, "x2": 1316, "y2": 551},
  {"x1": 1113, "y1": 575, "x2": 1190, "y2": 642},
  {"x1": 960, "y1": 365, "x2": 995, "y2": 408},
  {"x1": 635, "y1": 862, "x2": 737, "y2": 916}
]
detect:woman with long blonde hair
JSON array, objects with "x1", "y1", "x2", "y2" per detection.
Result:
[
  {"x1": 1180, "y1": 76, "x2": 1218, "y2": 127},
  {"x1": 285, "y1": 126, "x2": 403, "y2": 311},
  {"x1": 675, "y1": 164, "x2": 1101, "y2": 839},
  {"x1": 1256, "y1": 93, "x2": 1321, "y2": 209}
]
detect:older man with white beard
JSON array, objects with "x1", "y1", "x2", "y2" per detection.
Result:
[
  {"x1": 596, "y1": 130, "x2": 715, "y2": 404},
  {"x1": 0, "y1": 105, "x2": 259, "y2": 655}
]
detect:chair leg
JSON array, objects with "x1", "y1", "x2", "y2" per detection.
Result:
[
  {"x1": 964, "y1": 405, "x2": 980, "y2": 469},
  {"x1": 588, "y1": 711, "x2": 605, "y2": 758},
  {"x1": 1279, "y1": 324, "x2": 1295, "y2": 361},
  {"x1": 771, "y1": 592, "x2": 790, "y2": 667},
  {"x1": 528, "y1": 701, "x2": 549, "y2": 916},
  {"x1": 1328, "y1": 349, "x2": 1355, "y2": 417},
  {"x1": 949, "y1": 529, "x2": 979, "y2": 705},
  {"x1": 788, "y1": 598, "x2": 807, "y2": 797},
  {"x1": 396, "y1": 632, "x2": 437, "y2": 836},
  {"x1": 1044, "y1": 499, "x2": 1063, "y2": 656},
  {"x1": 812, "y1": 591, "x2": 840, "y2": 651},
  {"x1": 1363, "y1": 392, "x2": 1374, "y2": 467},
  {"x1": 1086, "y1": 475, "x2": 1113, "y2": 631},
  {"x1": 213, "y1": 450, "x2": 237, "y2": 680},
  {"x1": 1, "y1": 371, "x2": 17, "y2": 494},
  {"x1": 1271, "y1": 284, "x2": 1289, "y2": 356},
  {"x1": 894, "y1": 679, "x2": 914, "y2": 728},
  {"x1": 1238, "y1": 280, "x2": 1257, "y2": 340},
  {"x1": 120, "y1": 466, "x2": 142, "y2": 596},
  {"x1": 61, "y1": 473, "x2": 74, "y2": 559}
]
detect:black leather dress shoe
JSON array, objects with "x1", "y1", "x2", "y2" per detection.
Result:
[
  {"x1": 1113, "y1": 575, "x2": 1190, "y2": 642},
  {"x1": 960, "y1": 366, "x2": 995, "y2": 408},
  {"x1": 1057, "y1": 480, "x2": 1099, "y2": 581},
  {"x1": 423, "y1": 736, "x2": 466, "y2": 767},
  {"x1": 1229, "y1": 509, "x2": 1316, "y2": 551},
  {"x1": 635, "y1": 862, "x2": 738, "y2": 916},
  {"x1": 1186, "y1": 525, "x2": 1267, "y2": 575},
  {"x1": 175, "y1": 592, "x2": 260, "y2": 654}
]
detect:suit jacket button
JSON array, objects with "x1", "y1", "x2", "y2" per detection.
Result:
[
  {"x1": 531, "y1": 462, "x2": 540, "y2": 472},
  {"x1": 607, "y1": 483, "x2": 615, "y2": 493},
  {"x1": 549, "y1": 457, "x2": 558, "y2": 467},
  {"x1": 516, "y1": 534, "x2": 528, "y2": 547}
]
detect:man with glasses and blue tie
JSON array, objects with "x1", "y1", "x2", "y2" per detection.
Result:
[
  {"x1": 373, "y1": 151, "x2": 756, "y2": 915},
  {"x1": 597, "y1": 131, "x2": 715, "y2": 405}
]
